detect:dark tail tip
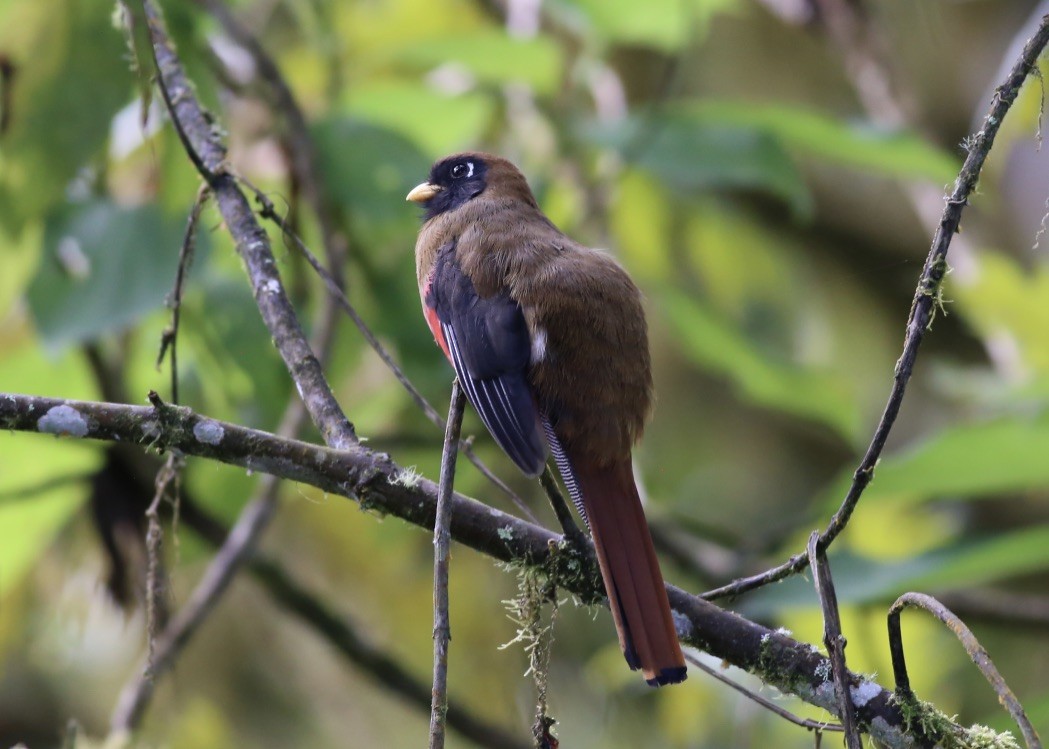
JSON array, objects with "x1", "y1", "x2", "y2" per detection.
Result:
[{"x1": 646, "y1": 666, "x2": 688, "y2": 687}]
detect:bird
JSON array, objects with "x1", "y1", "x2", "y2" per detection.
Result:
[{"x1": 407, "y1": 152, "x2": 686, "y2": 686}]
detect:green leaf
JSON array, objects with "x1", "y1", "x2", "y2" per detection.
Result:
[
  {"x1": 556, "y1": 0, "x2": 737, "y2": 51},
  {"x1": 0, "y1": 221, "x2": 42, "y2": 320},
  {"x1": 954, "y1": 251, "x2": 1049, "y2": 376},
  {"x1": 0, "y1": 0, "x2": 131, "y2": 230},
  {"x1": 312, "y1": 117, "x2": 432, "y2": 244},
  {"x1": 185, "y1": 274, "x2": 294, "y2": 428},
  {"x1": 910, "y1": 524, "x2": 1049, "y2": 591},
  {"x1": 390, "y1": 31, "x2": 564, "y2": 94},
  {"x1": 27, "y1": 201, "x2": 207, "y2": 351},
  {"x1": 662, "y1": 288, "x2": 861, "y2": 439},
  {"x1": 339, "y1": 82, "x2": 494, "y2": 159},
  {"x1": 676, "y1": 100, "x2": 959, "y2": 183},
  {"x1": 821, "y1": 416, "x2": 1049, "y2": 507},
  {"x1": 589, "y1": 116, "x2": 813, "y2": 217},
  {"x1": 0, "y1": 482, "x2": 85, "y2": 597},
  {"x1": 744, "y1": 525, "x2": 1049, "y2": 614},
  {"x1": 0, "y1": 338, "x2": 99, "y2": 598}
]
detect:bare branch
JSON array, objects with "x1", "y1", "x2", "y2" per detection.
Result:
[
  {"x1": 807, "y1": 532, "x2": 861, "y2": 749},
  {"x1": 143, "y1": 448, "x2": 181, "y2": 670},
  {"x1": 141, "y1": 0, "x2": 356, "y2": 450},
  {"x1": 682, "y1": 653, "x2": 843, "y2": 734},
  {"x1": 705, "y1": 12, "x2": 1049, "y2": 601},
  {"x1": 0, "y1": 390, "x2": 936, "y2": 749},
  {"x1": 112, "y1": 184, "x2": 346, "y2": 733},
  {"x1": 156, "y1": 185, "x2": 209, "y2": 405},
  {"x1": 430, "y1": 382, "x2": 466, "y2": 749},
  {"x1": 245, "y1": 555, "x2": 531, "y2": 749},
  {"x1": 888, "y1": 592, "x2": 1042, "y2": 749},
  {"x1": 245, "y1": 185, "x2": 536, "y2": 522},
  {"x1": 195, "y1": 0, "x2": 349, "y2": 278}
]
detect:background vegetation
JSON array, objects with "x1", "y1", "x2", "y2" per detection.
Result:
[{"x1": 1, "y1": 0, "x2": 1048, "y2": 747}]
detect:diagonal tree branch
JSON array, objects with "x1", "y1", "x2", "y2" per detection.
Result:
[
  {"x1": 0, "y1": 391, "x2": 936, "y2": 749},
  {"x1": 140, "y1": 0, "x2": 356, "y2": 451},
  {"x1": 82, "y1": 447, "x2": 529, "y2": 749},
  {"x1": 195, "y1": 0, "x2": 349, "y2": 280},
  {"x1": 68, "y1": 3, "x2": 1047, "y2": 748},
  {"x1": 703, "y1": 12, "x2": 1049, "y2": 601},
  {"x1": 111, "y1": 262, "x2": 345, "y2": 732},
  {"x1": 244, "y1": 555, "x2": 531, "y2": 749}
]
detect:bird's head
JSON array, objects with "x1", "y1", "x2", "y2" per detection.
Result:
[{"x1": 406, "y1": 152, "x2": 536, "y2": 220}]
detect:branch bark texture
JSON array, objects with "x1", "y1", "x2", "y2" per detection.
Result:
[
  {"x1": 703, "y1": 12, "x2": 1049, "y2": 600},
  {"x1": 0, "y1": 391, "x2": 927, "y2": 749}
]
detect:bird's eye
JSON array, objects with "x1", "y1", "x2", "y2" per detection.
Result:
[{"x1": 450, "y1": 162, "x2": 473, "y2": 179}]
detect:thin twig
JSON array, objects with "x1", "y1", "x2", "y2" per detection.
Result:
[
  {"x1": 431, "y1": 381, "x2": 466, "y2": 749},
  {"x1": 156, "y1": 185, "x2": 209, "y2": 405},
  {"x1": 887, "y1": 592, "x2": 1042, "y2": 749},
  {"x1": 112, "y1": 264, "x2": 344, "y2": 735},
  {"x1": 112, "y1": 477, "x2": 279, "y2": 733},
  {"x1": 682, "y1": 653, "x2": 844, "y2": 734},
  {"x1": 248, "y1": 553, "x2": 530, "y2": 749},
  {"x1": 245, "y1": 183, "x2": 537, "y2": 522},
  {"x1": 807, "y1": 532, "x2": 861, "y2": 749},
  {"x1": 0, "y1": 390, "x2": 938, "y2": 749},
  {"x1": 143, "y1": 448, "x2": 181, "y2": 674},
  {"x1": 196, "y1": 0, "x2": 347, "y2": 270},
  {"x1": 140, "y1": 0, "x2": 356, "y2": 450},
  {"x1": 704, "y1": 13, "x2": 1049, "y2": 602}
]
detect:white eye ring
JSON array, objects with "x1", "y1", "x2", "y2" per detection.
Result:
[{"x1": 451, "y1": 162, "x2": 474, "y2": 179}]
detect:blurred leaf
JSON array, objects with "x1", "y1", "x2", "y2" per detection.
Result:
[
  {"x1": 0, "y1": 486, "x2": 84, "y2": 597},
  {"x1": 912, "y1": 523, "x2": 1049, "y2": 591},
  {"x1": 390, "y1": 31, "x2": 563, "y2": 94},
  {"x1": 340, "y1": 82, "x2": 494, "y2": 158},
  {"x1": 187, "y1": 274, "x2": 293, "y2": 428},
  {"x1": 589, "y1": 116, "x2": 813, "y2": 218},
  {"x1": 745, "y1": 524, "x2": 1049, "y2": 615},
  {"x1": 310, "y1": 115, "x2": 430, "y2": 224},
  {"x1": 955, "y1": 252, "x2": 1049, "y2": 376},
  {"x1": 821, "y1": 416, "x2": 1049, "y2": 507},
  {"x1": 662, "y1": 288, "x2": 861, "y2": 440},
  {"x1": 313, "y1": 117, "x2": 432, "y2": 244},
  {"x1": 557, "y1": 0, "x2": 737, "y2": 51},
  {"x1": 682, "y1": 201, "x2": 800, "y2": 323},
  {"x1": 28, "y1": 201, "x2": 206, "y2": 351},
  {"x1": 338, "y1": 0, "x2": 488, "y2": 60},
  {"x1": 0, "y1": 222, "x2": 41, "y2": 320},
  {"x1": 677, "y1": 101, "x2": 959, "y2": 182},
  {"x1": 609, "y1": 169, "x2": 673, "y2": 283},
  {"x1": 0, "y1": 337, "x2": 99, "y2": 598},
  {"x1": 0, "y1": 0, "x2": 130, "y2": 230},
  {"x1": 169, "y1": 697, "x2": 237, "y2": 749}
]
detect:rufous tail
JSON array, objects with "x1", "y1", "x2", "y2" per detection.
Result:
[{"x1": 573, "y1": 458, "x2": 687, "y2": 686}]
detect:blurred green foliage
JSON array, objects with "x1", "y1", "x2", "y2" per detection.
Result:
[{"x1": 1, "y1": 0, "x2": 1048, "y2": 747}]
